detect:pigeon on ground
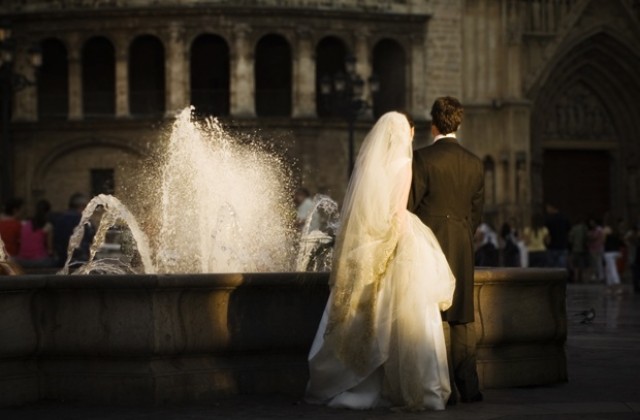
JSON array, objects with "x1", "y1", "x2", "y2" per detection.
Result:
[{"x1": 575, "y1": 308, "x2": 596, "y2": 324}]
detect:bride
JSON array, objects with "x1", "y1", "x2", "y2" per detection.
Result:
[{"x1": 305, "y1": 111, "x2": 455, "y2": 411}]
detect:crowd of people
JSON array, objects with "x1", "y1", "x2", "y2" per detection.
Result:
[
  {"x1": 474, "y1": 205, "x2": 640, "y2": 294},
  {"x1": 0, "y1": 193, "x2": 94, "y2": 272}
]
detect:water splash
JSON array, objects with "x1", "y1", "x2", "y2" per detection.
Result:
[
  {"x1": 153, "y1": 108, "x2": 295, "y2": 273},
  {"x1": 59, "y1": 194, "x2": 154, "y2": 275},
  {"x1": 57, "y1": 107, "x2": 301, "y2": 275},
  {"x1": 0, "y1": 238, "x2": 19, "y2": 276},
  {"x1": 0, "y1": 236, "x2": 7, "y2": 263},
  {"x1": 295, "y1": 195, "x2": 340, "y2": 272}
]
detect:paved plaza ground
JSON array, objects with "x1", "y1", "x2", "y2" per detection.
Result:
[{"x1": 1, "y1": 283, "x2": 639, "y2": 420}]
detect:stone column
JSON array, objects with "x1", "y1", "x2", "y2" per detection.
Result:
[
  {"x1": 410, "y1": 34, "x2": 426, "y2": 117},
  {"x1": 114, "y1": 34, "x2": 129, "y2": 118},
  {"x1": 165, "y1": 24, "x2": 188, "y2": 116},
  {"x1": 292, "y1": 29, "x2": 315, "y2": 118},
  {"x1": 67, "y1": 33, "x2": 82, "y2": 120},
  {"x1": 495, "y1": 151, "x2": 506, "y2": 207},
  {"x1": 230, "y1": 24, "x2": 255, "y2": 117},
  {"x1": 12, "y1": 42, "x2": 38, "y2": 122},
  {"x1": 354, "y1": 32, "x2": 371, "y2": 95},
  {"x1": 354, "y1": 31, "x2": 373, "y2": 119}
]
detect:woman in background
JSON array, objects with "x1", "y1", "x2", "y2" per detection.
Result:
[
  {"x1": 16, "y1": 199, "x2": 56, "y2": 268},
  {"x1": 523, "y1": 213, "x2": 550, "y2": 267}
]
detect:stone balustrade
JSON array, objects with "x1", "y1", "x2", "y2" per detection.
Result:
[{"x1": 0, "y1": 268, "x2": 567, "y2": 406}]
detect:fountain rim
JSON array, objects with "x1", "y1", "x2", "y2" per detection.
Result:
[{"x1": 0, "y1": 268, "x2": 566, "y2": 291}]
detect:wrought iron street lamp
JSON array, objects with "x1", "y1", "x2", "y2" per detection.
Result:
[
  {"x1": 0, "y1": 22, "x2": 42, "y2": 201},
  {"x1": 320, "y1": 53, "x2": 379, "y2": 178}
]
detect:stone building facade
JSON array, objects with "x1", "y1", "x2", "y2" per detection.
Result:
[{"x1": 1, "y1": 0, "x2": 640, "y2": 227}]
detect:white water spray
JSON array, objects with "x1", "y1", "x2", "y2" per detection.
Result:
[{"x1": 61, "y1": 107, "x2": 297, "y2": 274}]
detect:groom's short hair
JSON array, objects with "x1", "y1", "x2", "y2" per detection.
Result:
[{"x1": 430, "y1": 96, "x2": 464, "y2": 135}]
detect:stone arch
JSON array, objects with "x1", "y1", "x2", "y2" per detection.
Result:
[
  {"x1": 78, "y1": 32, "x2": 117, "y2": 51},
  {"x1": 33, "y1": 138, "x2": 147, "y2": 207},
  {"x1": 530, "y1": 30, "x2": 640, "y2": 221},
  {"x1": 251, "y1": 30, "x2": 295, "y2": 53},
  {"x1": 526, "y1": 20, "x2": 640, "y2": 97},
  {"x1": 186, "y1": 30, "x2": 231, "y2": 51}
]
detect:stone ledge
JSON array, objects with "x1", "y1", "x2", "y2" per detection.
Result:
[{"x1": 0, "y1": 268, "x2": 567, "y2": 406}]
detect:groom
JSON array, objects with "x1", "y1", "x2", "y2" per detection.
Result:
[{"x1": 409, "y1": 96, "x2": 485, "y2": 404}]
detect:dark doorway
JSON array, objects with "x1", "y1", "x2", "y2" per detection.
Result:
[
  {"x1": 190, "y1": 34, "x2": 230, "y2": 117},
  {"x1": 91, "y1": 169, "x2": 115, "y2": 197},
  {"x1": 38, "y1": 38, "x2": 69, "y2": 119},
  {"x1": 315, "y1": 36, "x2": 347, "y2": 118},
  {"x1": 372, "y1": 39, "x2": 406, "y2": 118},
  {"x1": 255, "y1": 34, "x2": 292, "y2": 117},
  {"x1": 82, "y1": 36, "x2": 115, "y2": 117},
  {"x1": 129, "y1": 35, "x2": 165, "y2": 116},
  {"x1": 543, "y1": 149, "x2": 611, "y2": 222}
]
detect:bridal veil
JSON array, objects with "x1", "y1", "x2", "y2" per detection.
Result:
[{"x1": 306, "y1": 111, "x2": 455, "y2": 411}]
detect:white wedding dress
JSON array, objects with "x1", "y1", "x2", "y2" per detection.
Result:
[{"x1": 305, "y1": 112, "x2": 456, "y2": 411}]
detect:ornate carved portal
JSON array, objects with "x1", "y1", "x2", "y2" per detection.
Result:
[
  {"x1": 537, "y1": 83, "x2": 618, "y2": 222},
  {"x1": 544, "y1": 83, "x2": 616, "y2": 141}
]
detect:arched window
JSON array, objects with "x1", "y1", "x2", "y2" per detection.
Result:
[
  {"x1": 38, "y1": 38, "x2": 68, "y2": 119},
  {"x1": 372, "y1": 39, "x2": 406, "y2": 118},
  {"x1": 255, "y1": 34, "x2": 291, "y2": 117},
  {"x1": 82, "y1": 36, "x2": 115, "y2": 117},
  {"x1": 129, "y1": 35, "x2": 165, "y2": 116},
  {"x1": 315, "y1": 36, "x2": 347, "y2": 118},
  {"x1": 190, "y1": 34, "x2": 230, "y2": 117}
]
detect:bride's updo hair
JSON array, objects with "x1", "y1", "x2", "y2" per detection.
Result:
[{"x1": 396, "y1": 110, "x2": 415, "y2": 130}]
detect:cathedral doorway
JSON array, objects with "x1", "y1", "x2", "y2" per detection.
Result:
[
  {"x1": 530, "y1": 31, "x2": 640, "y2": 223},
  {"x1": 542, "y1": 149, "x2": 611, "y2": 223}
]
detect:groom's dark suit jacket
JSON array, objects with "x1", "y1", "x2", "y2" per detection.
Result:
[{"x1": 409, "y1": 137, "x2": 484, "y2": 323}]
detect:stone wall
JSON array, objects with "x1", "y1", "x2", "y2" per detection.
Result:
[
  {"x1": 12, "y1": 117, "x2": 429, "y2": 213},
  {"x1": 4, "y1": 0, "x2": 639, "y2": 226},
  {"x1": 0, "y1": 268, "x2": 567, "y2": 406},
  {"x1": 0, "y1": 0, "x2": 430, "y2": 14}
]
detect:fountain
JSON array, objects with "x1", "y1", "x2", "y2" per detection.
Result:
[
  {"x1": 0, "y1": 107, "x2": 568, "y2": 407},
  {"x1": 153, "y1": 109, "x2": 295, "y2": 274},
  {"x1": 295, "y1": 195, "x2": 339, "y2": 272},
  {"x1": 61, "y1": 108, "x2": 299, "y2": 275}
]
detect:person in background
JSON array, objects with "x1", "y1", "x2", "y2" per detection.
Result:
[
  {"x1": 52, "y1": 193, "x2": 90, "y2": 267},
  {"x1": 523, "y1": 213, "x2": 550, "y2": 267},
  {"x1": 545, "y1": 204, "x2": 571, "y2": 269},
  {"x1": 474, "y1": 222, "x2": 499, "y2": 267},
  {"x1": 603, "y1": 218, "x2": 623, "y2": 294},
  {"x1": 587, "y1": 218, "x2": 605, "y2": 283},
  {"x1": 16, "y1": 199, "x2": 56, "y2": 268},
  {"x1": 499, "y1": 221, "x2": 521, "y2": 267},
  {"x1": 568, "y1": 216, "x2": 589, "y2": 283},
  {"x1": 0, "y1": 198, "x2": 25, "y2": 258},
  {"x1": 625, "y1": 223, "x2": 640, "y2": 294}
]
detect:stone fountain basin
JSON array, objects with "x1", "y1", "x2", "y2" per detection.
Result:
[{"x1": 0, "y1": 268, "x2": 567, "y2": 406}]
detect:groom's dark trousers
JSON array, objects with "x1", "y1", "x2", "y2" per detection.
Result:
[
  {"x1": 443, "y1": 322, "x2": 480, "y2": 400},
  {"x1": 409, "y1": 137, "x2": 485, "y2": 402}
]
